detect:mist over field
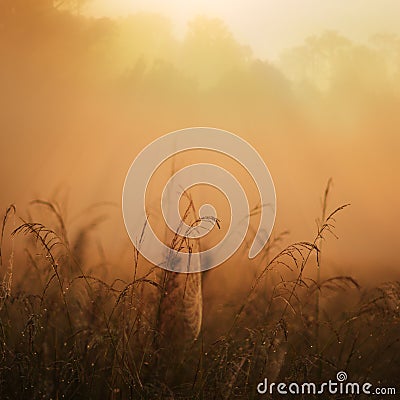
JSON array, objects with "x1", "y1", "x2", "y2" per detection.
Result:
[
  {"x1": 0, "y1": 3, "x2": 399, "y2": 398},
  {"x1": 1, "y1": 2, "x2": 399, "y2": 284}
]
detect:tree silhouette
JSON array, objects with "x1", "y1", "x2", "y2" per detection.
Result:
[{"x1": 182, "y1": 16, "x2": 251, "y2": 89}]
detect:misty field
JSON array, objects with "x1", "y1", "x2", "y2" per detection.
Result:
[
  {"x1": 0, "y1": 185, "x2": 398, "y2": 399},
  {"x1": 1, "y1": 3, "x2": 400, "y2": 399}
]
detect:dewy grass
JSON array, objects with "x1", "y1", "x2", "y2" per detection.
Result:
[
  {"x1": 0, "y1": 187, "x2": 398, "y2": 399},
  {"x1": 0, "y1": 204, "x2": 16, "y2": 311}
]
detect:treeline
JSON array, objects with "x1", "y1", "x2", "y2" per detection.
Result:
[{"x1": 1, "y1": 3, "x2": 400, "y2": 136}]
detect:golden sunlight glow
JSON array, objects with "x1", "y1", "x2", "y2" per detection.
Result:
[
  {"x1": 2, "y1": 0, "x2": 400, "y2": 276},
  {"x1": 86, "y1": 0, "x2": 400, "y2": 59},
  {"x1": 1, "y1": 2, "x2": 399, "y2": 396}
]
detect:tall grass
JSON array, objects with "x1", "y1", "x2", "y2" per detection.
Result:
[{"x1": 0, "y1": 186, "x2": 398, "y2": 399}]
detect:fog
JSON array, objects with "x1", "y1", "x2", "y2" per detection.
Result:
[{"x1": 1, "y1": 2, "x2": 399, "y2": 286}]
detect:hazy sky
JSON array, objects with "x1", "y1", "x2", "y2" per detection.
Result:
[{"x1": 85, "y1": 0, "x2": 400, "y2": 59}]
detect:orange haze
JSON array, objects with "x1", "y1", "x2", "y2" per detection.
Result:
[{"x1": 1, "y1": 3, "x2": 399, "y2": 287}]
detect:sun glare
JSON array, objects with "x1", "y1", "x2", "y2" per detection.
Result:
[{"x1": 86, "y1": 0, "x2": 400, "y2": 60}]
